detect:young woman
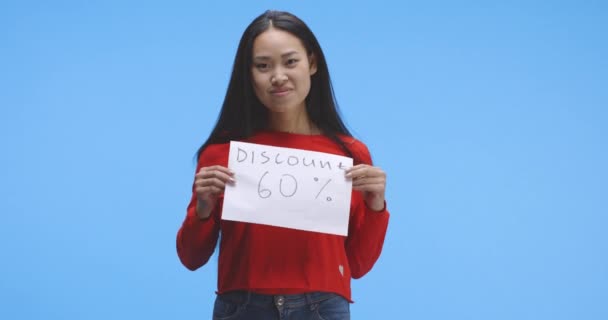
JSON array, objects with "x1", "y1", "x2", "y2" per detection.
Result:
[{"x1": 176, "y1": 10, "x2": 389, "y2": 320}]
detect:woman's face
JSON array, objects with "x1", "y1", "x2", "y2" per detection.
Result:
[{"x1": 251, "y1": 27, "x2": 317, "y2": 116}]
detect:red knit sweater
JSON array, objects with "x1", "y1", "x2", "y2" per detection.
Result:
[{"x1": 176, "y1": 131, "x2": 389, "y2": 301}]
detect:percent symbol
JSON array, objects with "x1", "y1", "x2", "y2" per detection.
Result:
[{"x1": 313, "y1": 177, "x2": 333, "y2": 201}]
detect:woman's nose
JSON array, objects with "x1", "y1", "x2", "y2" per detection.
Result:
[{"x1": 271, "y1": 73, "x2": 288, "y2": 86}]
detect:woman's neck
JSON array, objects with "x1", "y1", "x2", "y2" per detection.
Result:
[{"x1": 267, "y1": 110, "x2": 320, "y2": 135}]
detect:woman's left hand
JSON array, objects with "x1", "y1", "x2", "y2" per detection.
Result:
[{"x1": 345, "y1": 164, "x2": 386, "y2": 211}]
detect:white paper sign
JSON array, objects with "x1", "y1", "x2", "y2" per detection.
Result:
[{"x1": 222, "y1": 141, "x2": 353, "y2": 236}]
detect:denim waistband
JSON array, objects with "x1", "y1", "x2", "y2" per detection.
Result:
[{"x1": 218, "y1": 291, "x2": 339, "y2": 309}]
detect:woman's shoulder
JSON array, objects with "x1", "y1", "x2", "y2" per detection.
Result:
[
  {"x1": 337, "y1": 134, "x2": 373, "y2": 165},
  {"x1": 338, "y1": 134, "x2": 367, "y2": 149},
  {"x1": 197, "y1": 142, "x2": 230, "y2": 167}
]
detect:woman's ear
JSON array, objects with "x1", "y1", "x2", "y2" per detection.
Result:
[{"x1": 309, "y1": 53, "x2": 318, "y2": 76}]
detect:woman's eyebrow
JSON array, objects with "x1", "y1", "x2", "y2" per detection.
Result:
[
  {"x1": 281, "y1": 51, "x2": 299, "y2": 57},
  {"x1": 253, "y1": 51, "x2": 299, "y2": 60}
]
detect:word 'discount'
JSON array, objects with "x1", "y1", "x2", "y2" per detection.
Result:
[{"x1": 236, "y1": 147, "x2": 349, "y2": 171}]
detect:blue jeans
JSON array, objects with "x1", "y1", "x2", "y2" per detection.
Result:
[{"x1": 212, "y1": 291, "x2": 350, "y2": 320}]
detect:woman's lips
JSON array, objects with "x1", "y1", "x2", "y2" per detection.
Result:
[{"x1": 270, "y1": 89, "x2": 291, "y2": 97}]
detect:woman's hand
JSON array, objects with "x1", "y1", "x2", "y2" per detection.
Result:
[
  {"x1": 345, "y1": 164, "x2": 386, "y2": 211},
  {"x1": 194, "y1": 165, "x2": 235, "y2": 219}
]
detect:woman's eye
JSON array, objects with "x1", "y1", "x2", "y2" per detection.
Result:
[
  {"x1": 286, "y1": 59, "x2": 298, "y2": 66},
  {"x1": 255, "y1": 63, "x2": 269, "y2": 70}
]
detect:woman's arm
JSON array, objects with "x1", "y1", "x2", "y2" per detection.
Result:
[
  {"x1": 344, "y1": 142, "x2": 390, "y2": 278},
  {"x1": 176, "y1": 144, "x2": 231, "y2": 271}
]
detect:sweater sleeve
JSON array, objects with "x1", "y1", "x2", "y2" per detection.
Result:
[
  {"x1": 176, "y1": 144, "x2": 227, "y2": 271},
  {"x1": 345, "y1": 142, "x2": 390, "y2": 279}
]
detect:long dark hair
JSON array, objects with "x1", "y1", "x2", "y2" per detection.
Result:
[{"x1": 197, "y1": 10, "x2": 356, "y2": 161}]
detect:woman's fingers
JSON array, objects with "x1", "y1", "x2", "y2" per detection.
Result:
[
  {"x1": 196, "y1": 165, "x2": 235, "y2": 183},
  {"x1": 195, "y1": 185, "x2": 223, "y2": 195},
  {"x1": 197, "y1": 176, "x2": 230, "y2": 187},
  {"x1": 346, "y1": 164, "x2": 387, "y2": 195},
  {"x1": 351, "y1": 177, "x2": 385, "y2": 187},
  {"x1": 352, "y1": 177, "x2": 385, "y2": 191},
  {"x1": 352, "y1": 183, "x2": 385, "y2": 193},
  {"x1": 345, "y1": 164, "x2": 386, "y2": 180},
  {"x1": 194, "y1": 165, "x2": 235, "y2": 197}
]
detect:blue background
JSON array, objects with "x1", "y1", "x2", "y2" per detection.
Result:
[{"x1": 1, "y1": 1, "x2": 607, "y2": 319}]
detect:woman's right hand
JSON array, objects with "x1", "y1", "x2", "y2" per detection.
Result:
[{"x1": 194, "y1": 165, "x2": 235, "y2": 219}]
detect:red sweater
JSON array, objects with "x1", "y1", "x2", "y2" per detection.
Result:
[{"x1": 176, "y1": 131, "x2": 389, "y2": 301}]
